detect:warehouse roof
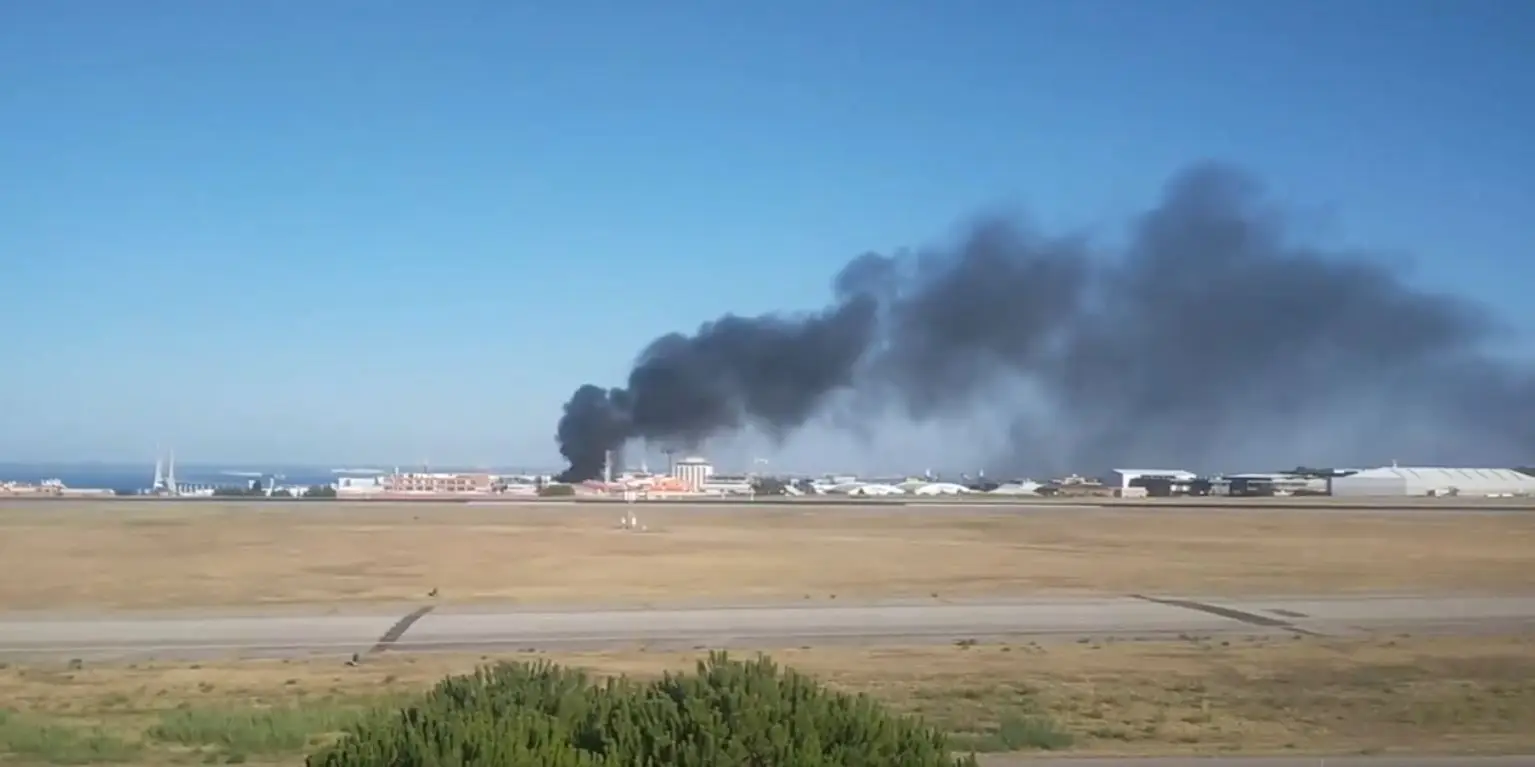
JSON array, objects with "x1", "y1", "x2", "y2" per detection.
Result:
[{"x1": 1340, "y1": 467, "x2": 1535, "y2": 487}]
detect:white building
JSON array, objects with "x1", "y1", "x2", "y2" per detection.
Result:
[
  {"x1": 1329, "y1": 467, "x2": 1535, "y2": 498},
  {"x1": 674, "y1": 456, "x2": 713, "y2": 492},
  {"x1": 335, "y1": 476, "x2": 385, "y2": 495},
  {"x1": 701, "y1": 475, "x2": 753, "y2": 495},
  {"x1": 1110, "y1": 469, "x2": 1196, "y2": 491}
]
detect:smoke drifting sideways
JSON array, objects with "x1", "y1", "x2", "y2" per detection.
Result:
[{"x1": 554, "y1": 163, "x2": 1535, "y2": 482}]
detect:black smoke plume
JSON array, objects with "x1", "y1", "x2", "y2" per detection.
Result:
[{"x1": 554, "y1": 163, "x2": 1535, "y2": 481}]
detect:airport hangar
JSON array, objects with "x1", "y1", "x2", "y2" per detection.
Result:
[{"x1": 1327, "y1": 466, "x2": 1535, "y2": 497}]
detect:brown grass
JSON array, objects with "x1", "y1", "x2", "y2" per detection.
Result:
[
  {"x1": 0, "y1": 500, "x2": 1532, "y2": 610},
  {"x1": 3, "y1": 634, "x2": 1534, "y2": 763}
]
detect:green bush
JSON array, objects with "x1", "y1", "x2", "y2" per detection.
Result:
[{"x1": 309, "y1": 652, "x2": 978, "y2": 767}]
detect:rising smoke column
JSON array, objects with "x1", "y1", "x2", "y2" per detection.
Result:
[
  {"x1": 554, "y1": 295, "x2": 879, "y2": 481},
  {"x1": 554, "y1": 162, "x2": 1535, "y2": 481}
]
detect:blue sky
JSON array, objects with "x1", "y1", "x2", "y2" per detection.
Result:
[{"x1": 2, "y1": 0, "x2": 1531, "y2": 468}]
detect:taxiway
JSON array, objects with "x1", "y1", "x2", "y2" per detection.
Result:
[{"x1": 1, "y1": 593, "x2": 1532, "y2": 662}]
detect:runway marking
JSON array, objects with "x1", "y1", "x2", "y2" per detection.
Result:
[
  {"x1": 1129, "y1": 594, "x2": 1318, "y2": 636},
  {"x1": 370, "y1": 605, "x2": 435, "y2": 655}
]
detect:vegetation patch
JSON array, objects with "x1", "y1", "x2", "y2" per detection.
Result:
[
  {"x1": 4, "y1": 635, "x2": 1535, "y2": 763},
  {"x1": 946, "y1": 713, "x2": 1075, "y2": 753},
  {"x1": 146, "y1": 703, "x2": 373, "y2": 759},
  {"x1": 0, "y1": 709, "x2": 141, "y2": 764},
  {"x1": 309, "y1": 652, "x2": 980, "y2": 767}
]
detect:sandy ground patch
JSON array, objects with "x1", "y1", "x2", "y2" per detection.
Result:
[{"x1": 0, "y1": 500, "x2": 1532, "y2": 610}]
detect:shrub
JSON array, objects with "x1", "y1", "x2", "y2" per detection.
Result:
[{"x1": 309, "y1": 652, "x2": 978, "y2": 767}]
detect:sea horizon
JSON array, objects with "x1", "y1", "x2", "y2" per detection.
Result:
[{"x1": 0, "y1": 462, "x2": 557, "y2": 492}]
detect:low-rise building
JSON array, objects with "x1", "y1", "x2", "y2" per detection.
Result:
[
  {"x1": 0, "y1": 480, "x2": 60, "y2": 496},
  {"x1": 383, "y1": 472, "x2": 495, "y2": 495},
  {"x1": 0, "y1": 479, "x2": 115, "y2": 497},
  {"x1": 335, "y1": 475, "x2": 386, "y2": 496},
  {"x1": 673, "y1": 457, "x2": 713, "y2": 492},
  {"x1": 1110, "y1": 469, "x2": 1196, "y2": 492}
]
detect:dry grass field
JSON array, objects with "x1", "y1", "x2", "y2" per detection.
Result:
[
  {"x1": 0, "y1": 500, "x2": 1533, "y2": 611},
  {"x1": 2, "y1": 634, "x2": 1533, "y2": 764}
]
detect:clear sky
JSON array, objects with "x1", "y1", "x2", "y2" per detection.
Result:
[{"x1": 2, "y1": 0, "x2": 1531, "y2": 468}]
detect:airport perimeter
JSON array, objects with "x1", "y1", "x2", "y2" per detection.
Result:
[{"x1": 2, "y1": 498, "x2": 1534, "y2": 764}]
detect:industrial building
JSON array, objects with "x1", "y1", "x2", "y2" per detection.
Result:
[
  {"x1": 1111, "y1": 469, "x2": 1197, "y2": 492},
  {"x1": 1214, "y1": 473, "x2": 1330, "y2": 497},
  {"x1": 1328, "y1": 466, "x2": 1535, "y2": 498}
]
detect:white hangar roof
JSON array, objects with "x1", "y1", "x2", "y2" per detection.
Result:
[
  {"x1": 912, "y1": 482, "x2": 971, "y2": 495},
  {"x1": 1347, "y1": 466, "x2": 1533, "y2": 482},
  {"x1": 1112, "y1": 468, "x2": 1197, "y2": 479},
  {"x1": 1339, "y1": 466, "x2": 1535, "y2": 491}
]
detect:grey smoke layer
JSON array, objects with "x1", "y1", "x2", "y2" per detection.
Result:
[{"x1": 555, "y1": 163, "x2": 1534, "y2": 481}]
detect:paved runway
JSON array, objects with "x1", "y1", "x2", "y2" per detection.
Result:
[{"x1": 1, "y1": 593, "x2": 1533, "y2": 662}]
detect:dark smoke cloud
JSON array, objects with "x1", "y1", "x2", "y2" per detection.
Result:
[
  {"x1": 554, "y1": 163, "x2": 1535, "y2": 481},
  {"x1": 556, "y1": 299, "x2": 878, "y2": 481}
]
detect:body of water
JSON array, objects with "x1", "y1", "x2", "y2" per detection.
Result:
[
  {"x1": 0, "y1": 463, "x2": 546, "y2": 493},
  {"x1": 0, "y1": 463, "x2": 365, "y2": 493}
]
